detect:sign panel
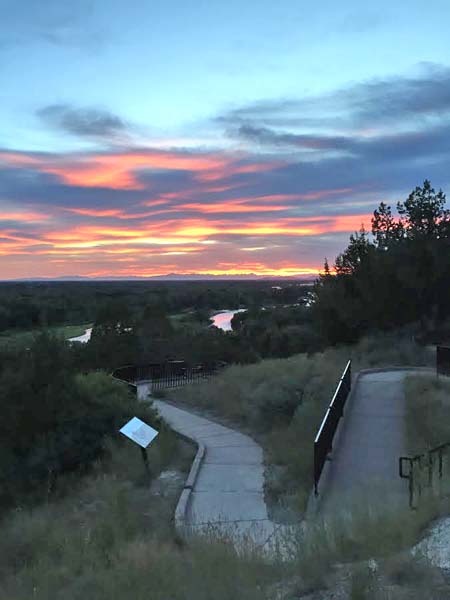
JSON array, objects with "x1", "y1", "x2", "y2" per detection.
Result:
[{"x1": 120, "y1": 417, "x2": 158, "y2": 448}]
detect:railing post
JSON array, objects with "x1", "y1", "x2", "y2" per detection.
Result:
[
  {"x1": 409, "y1": 468, "x2": 415, "y2": 509},
  {"x1": 428, "y1": 453, "x2": 433, "y2": 488}
]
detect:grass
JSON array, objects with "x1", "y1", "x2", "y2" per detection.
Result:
[
  {"x1": 403, "y1": 374, "x2": 450, "y2": 509},
  {"x1": 0, "y1": 323, "x2": 92, "y2": 350},
  {"x1": 285, "y1": 488, "x2": 450, "y2": 597},
  {"x1": 0, "y1": 440, "x2": 284, "y2": 600},
  {"x1": 1, "y1": 428, "x2": 279, "y2": 600},
  {"x1": 2, "y1": 441, "x2": 450, "y2": 598},
  {"x1": 404, "y1": 374, "x2": 450, "y2": 453},
  {"x1": 169, "y1": 332, "x2": 433, "y2": 516}
]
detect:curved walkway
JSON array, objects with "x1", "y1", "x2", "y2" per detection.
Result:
[
  {"x1": 147, "y1": 394, "x2": 279, "y2": 546},
  {"x1": 138, "y1": 368, "x2": 433, "y2": 546}
]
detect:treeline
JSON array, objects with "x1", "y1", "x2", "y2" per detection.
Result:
[
  {"x1": 314, "y1": 180, "x2": 450, "y2": 344},
  {"x1": 0, "y1": 279, "x2": 306, "y2": 333},
  {"x1": 77, "y1": 301, "x2": 255, "y2": 370},
  {"x1": 230, "y1": 304, "x2": 322, "y2": 358}
]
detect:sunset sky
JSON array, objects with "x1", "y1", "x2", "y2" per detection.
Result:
[{"x1": 1, "y1": 1, "x2": 450, "y2": 279}]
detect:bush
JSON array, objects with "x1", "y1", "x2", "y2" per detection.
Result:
[{"x1": 0, "y1": 334, "x2": 158, "y2": 509}]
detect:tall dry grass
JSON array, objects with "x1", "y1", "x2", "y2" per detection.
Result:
[
  {"x1": 2, "y1": 445, "x2": 450, "y2": 598},
  {"x1": 404, "y1": 374, "x2": 450, "y2": 453}
]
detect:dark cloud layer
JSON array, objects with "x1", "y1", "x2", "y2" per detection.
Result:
[
  {"x1": 37, "y1": 104, "x2": 127, "y2": 140},
  {"x1": 221, "y1": 64, "x2": 450, "y2": 130}
]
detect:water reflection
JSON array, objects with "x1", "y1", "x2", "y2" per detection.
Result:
[{"x1": 211, "y1": 310, "x2": 246, "y2": 331}]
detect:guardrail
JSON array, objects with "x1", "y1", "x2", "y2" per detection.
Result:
[
  {"x1": 112, "y1": 361, "x2": 218, "y2": 392},
  {"x1": 437, "y1": 346, "x2": 450, "y2": 376},
  {"x1": 314, "y1": 359, "x2": 352, "y2": 496},
  {"x1": 400, "y1": 441, "x2": 450, "y2": 508}
]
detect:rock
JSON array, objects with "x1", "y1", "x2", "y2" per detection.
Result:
[
  {"x1": 150, "y1": 470, "x2": 185, "y2": 497},
  {"x1": 413, "y1": 517, "x2": 450, "y2": 570}
]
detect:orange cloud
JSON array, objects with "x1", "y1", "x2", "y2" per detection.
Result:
[
  {"x1": 0, "y1": 146, "x2": 372, "y2": 279},
  {"x1": 0, "y1": 150, "x2": 270, "y2": 190},
  {"x1": 34, "y1": 213, "x2": 371, "y2": 256},
  {"x1": 195, "y1": 159, "x2": 281, "y2": 182},
  {"x1": 0, "y1": 210, "x2": 49, "y2": 223},
  {"x1": 66, "y1": 208, "x2": 124, "y2": 218},
  {"x1": 49, "y1": 152, "x2": 230, "y2": 189},
  {"x1": 179, "y1": 200, "x2": 291, "y2": 214}
]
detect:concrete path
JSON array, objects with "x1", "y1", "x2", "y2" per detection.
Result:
[
  {"x1": 138, "y1": 369, "x2": 431, "y2": 547},
  {"x1": 137, "y1": 383, "x2": 279, "y2": 547},
  {"x1": 319, "y1": 369, "x2": 427, "y2": 511}
]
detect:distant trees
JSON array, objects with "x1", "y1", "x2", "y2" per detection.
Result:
[
  {"x1": 314, "y1": 180, "x2": 450, "y2": 344},
  {"x1": 88, "y1": 301, "x2": 138, "y2": 369},
  {"x1": 231, "y1": 305, "x2": 323, "y2": 358}
]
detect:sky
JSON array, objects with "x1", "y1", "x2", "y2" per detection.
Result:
[{"x1": 1, "y1": 0, "x2": 450, "y2": 279}]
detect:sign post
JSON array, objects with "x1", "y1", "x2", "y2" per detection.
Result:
[
  {"x1": 119, "y1": 417, "x2": 159, "y2": 475},
  {"x1": 437, "y1": 346, "x2": 450, "y2": 377},
  {"x1": 140, "y1": 447, "x2": 150, "y2": 474}
]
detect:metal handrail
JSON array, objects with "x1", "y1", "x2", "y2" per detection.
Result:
[{"x1": 314, "y1": 359, "x2": 352, "y2": 495}]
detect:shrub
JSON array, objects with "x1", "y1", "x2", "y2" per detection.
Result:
[{"x1": 0, "y1": 334, "x2": 158, "y2": 509}]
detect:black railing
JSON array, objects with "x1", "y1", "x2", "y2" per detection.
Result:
[
  {"x1": 400, "y1": 441, "x2": 450, "y2": 508},
  {"x1": 112, "y1": 361, "x2": 218, "y2": 392},
  {"x1": 437, "y1": 346, "x2": 450, "y2": 376},
  {"x1": 314, "y1": 360, "x2": 352, "y2": 495}
]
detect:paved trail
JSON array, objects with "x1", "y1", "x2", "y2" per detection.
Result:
[
  {"x1": 138, "y1": 369, "x2": 431, "y2": 545},
  {"x1": 137, "y1": 383, "x2": 279, "y2": 546},
  {"x1": 320, "y1": 369, "x2": 430, "y2": 510}
]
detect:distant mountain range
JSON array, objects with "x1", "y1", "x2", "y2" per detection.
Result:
[{"x1": 2, "y1": 273, "x2": 317, "y2": 283}]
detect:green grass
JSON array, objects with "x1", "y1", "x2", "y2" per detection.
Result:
[{"x1": 0, "y1": 323, "x2": 92, "y2": 350}]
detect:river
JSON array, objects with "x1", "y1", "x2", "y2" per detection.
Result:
[
  {"x1": 211, "y1": 309, "x2": 247, "y2": 331},
  {"x1": 68, "y1": 327, "x2": 92, "y2": 343},
  {"x1": 67, "y1": 310, "x2": 245, "y2": 342}
]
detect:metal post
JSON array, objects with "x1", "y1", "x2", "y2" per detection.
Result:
[
  {"x1": 428, "y1": 453, "x2": 433, "y2": 488},
  {"x1": 140, "y1": 447, "x2": 150, "y2": 475},
  {"x1": 409, "y1": 470, "x2": 414, "y2": 509}
]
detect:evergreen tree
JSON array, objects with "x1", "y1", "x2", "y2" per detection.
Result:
[{"x1": 397, "y1": 180, "x2": 449, "y2": 240}]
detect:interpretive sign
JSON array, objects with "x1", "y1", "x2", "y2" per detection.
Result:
[{"x1": 120, "y1": 417, "x2": 158, "y2": 448}]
